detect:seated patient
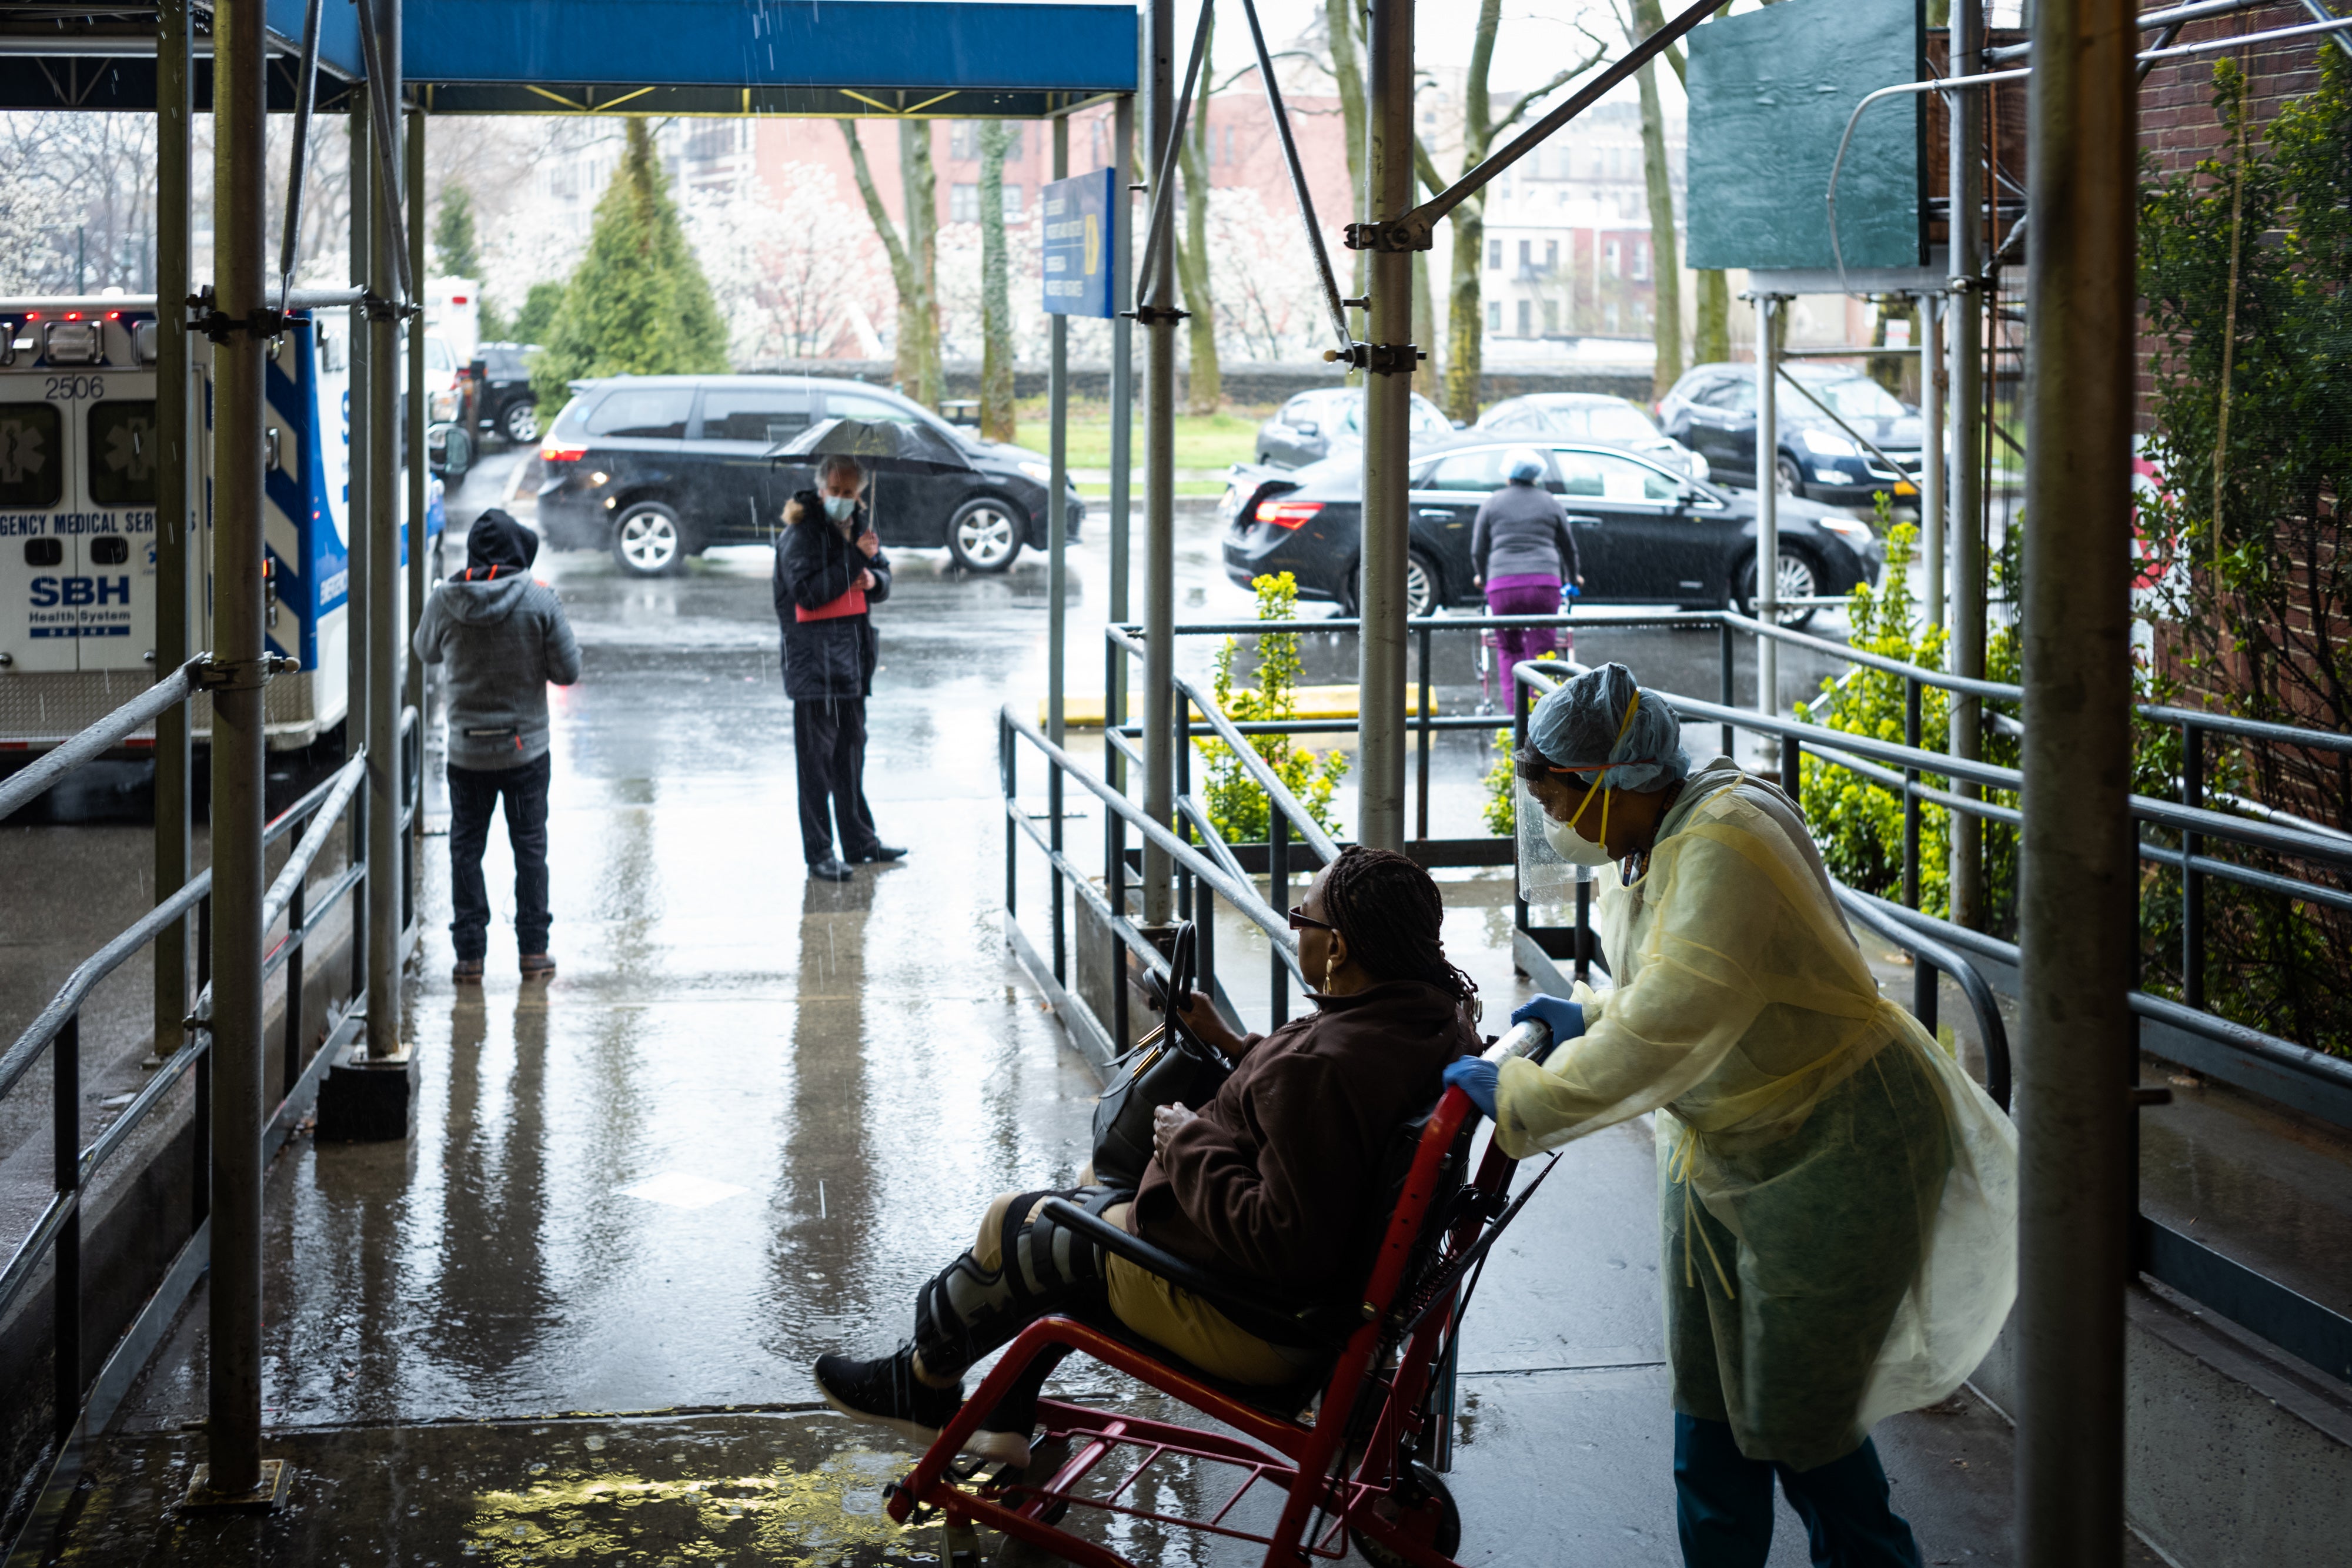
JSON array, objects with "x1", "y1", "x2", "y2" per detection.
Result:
[{"x1": 814, "y1": 846, "x2": 1480, "y2": 1463}]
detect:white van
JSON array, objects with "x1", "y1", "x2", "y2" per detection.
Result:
[{"x1": 0, "y1": 296, "x2": 443, "y2": 755}]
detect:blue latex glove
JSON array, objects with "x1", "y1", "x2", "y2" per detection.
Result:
[
  {"x1": 1442, "y1": 1057, "x2": 1499, "y2": 1119},
  {"x1": 1510, "y1": 994, "x2": 1588, "y2": 1045}
]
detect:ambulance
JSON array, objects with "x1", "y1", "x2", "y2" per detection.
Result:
[{"x1": 0, "y1": 295, "x2": 443, "y2": 757}]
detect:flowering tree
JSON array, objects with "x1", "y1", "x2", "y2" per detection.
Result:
[{"x1": 684, "y1": 163, "x2": 878, "y2": 364}]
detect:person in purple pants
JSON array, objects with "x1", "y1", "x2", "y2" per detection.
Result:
[{"x1": 1471, "y1": 448, "x2": 1582, "y2": 678}]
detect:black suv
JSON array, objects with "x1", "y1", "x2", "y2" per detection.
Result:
[
  {"x1": 536, "y1": 375, "x2": 1085, "y2": 577},
  {"x1": 472, "y1": 341, "x2": 543, "y2": 446}
]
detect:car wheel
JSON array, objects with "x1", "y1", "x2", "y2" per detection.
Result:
[
  {"x1": 612, "y1": 502, "x2": 688, "y2": 577},
  {"x1": 1737, "y1": 546, "x2": 1822, "y2": 630},
  {"x1": 1775, "y1": 454, "x2": 1806, "y2": 496},
  {"x1": 502, "y1": 400, "x2": 540, "y2": 444},
  {"x1": 1406, "y1": 550, "x2": 1441, "y2": 620},
  {"x1": 946, "y1": 497, "x2": 1023, "y2": 573}
]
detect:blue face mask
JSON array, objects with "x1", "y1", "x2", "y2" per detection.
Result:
[{"x1": 823, "y1": 493, "x2": 858, "y2": 524}]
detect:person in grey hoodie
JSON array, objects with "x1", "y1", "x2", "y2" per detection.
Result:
[{"x1": 412, "y1": 509, "x2": 581, "y2": 983}]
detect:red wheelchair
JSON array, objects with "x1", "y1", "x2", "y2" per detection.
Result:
[{"x1": 884, "y1": 1028, "x2": 1556, "y2": 1568}]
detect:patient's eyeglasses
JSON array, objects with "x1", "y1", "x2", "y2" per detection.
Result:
[{"x1": 1287, "y1": 905, "x2": 1335, "y2": 932}]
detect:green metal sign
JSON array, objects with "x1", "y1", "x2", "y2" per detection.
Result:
[{"x1": 1685, "y1": 0, "x2": 1925, "y2": 272}]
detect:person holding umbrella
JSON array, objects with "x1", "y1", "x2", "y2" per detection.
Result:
[{"x1": 774, "y1": 452, "x2": 907, "y2": 882}]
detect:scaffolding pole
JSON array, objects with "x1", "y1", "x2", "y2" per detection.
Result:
[
  {"x1": 2016, "y1": 0, "x2": 2139, "y2": 1562},
  {"x1": 200, "y1": 0, "x2": 270, "y2": 1501},
  {"x1": 1950, "y1": 0, "x2": 1989, "y2": 928},
  {"x1": 1754, "y1": 295, "x2": 1783, "y2": 722},
  {"x1": 1354, "y1": 0, "x2": 1416, "y2": 851},
  {"x1": 1140, "y1": 0, "x2": 1175, "y2": 924},
  {"x1": 151, "y1": 0, "x2": 193, "y2": 1066},
  {"x1": 364, "y1": 0, "x2": 403, "y2": 1057}
]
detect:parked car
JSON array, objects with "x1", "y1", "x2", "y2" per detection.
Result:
[
  {"x1": 1476, "y1": 391, "x2": 1708, "y2": 482},
  {"x1": 1254, "y1": 386, "x2": 1462, "y2": 469},
  {"x1": 473, "y1": 341, "x2": 543, "y2": 445},
  {"x1": 536, "y1": 375, "x2": 1085, "y2": 577},
  {"x1": 1656, "y1": 360, "x2": 1924, "y2": 506},
  {"x1": 1218, "y1": 439, "x2": 1881, "y2": 627}
]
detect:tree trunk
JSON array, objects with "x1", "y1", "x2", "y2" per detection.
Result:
[
  {"x1": 899, "y1": 119, "x2": 942, "y2": 409},
  {"x1": 1443, "y1": 202, "x2": 1486, "y2": 423},
  {"x1": 838, "y1": 120, "x2": 933, "y2": 402},
  {"x1": 978, "y1": 121, "x2": 1017, "y2": 442},
  {"x1": 1441, "y1": 0, "x2": 1504, "y2": 424},
  {"x1": 1631, "y1": 0, "x2": 1682, "y2": 399},
  {"x1": 1694, "y1": 269, "x2": 1730, "y2": 363},
  {"x1": 1175, "y1": 142, "x2": 1221, "y2": 413},
  {"x1": 1322, "y1": 0, "x2": 1369, "y2": 366},
  {"x1": 1412, "y1": 249, "x2": 1438, "y2": 401}
]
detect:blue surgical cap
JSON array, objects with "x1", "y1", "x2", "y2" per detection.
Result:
[
  {"x1": 1505, "y1": 447, "x2": 1545, "y2": 484},
  {"x1": 1528, "y1": 662, "x2": 1688, "y2": 793}
]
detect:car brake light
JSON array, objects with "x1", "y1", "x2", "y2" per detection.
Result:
[
  {"x1": 1256, "y1": 499, "x2": 1323, "y2": 530},
  {"x1": 540, "y1": 437, "x2": 587, "y2": 463}
]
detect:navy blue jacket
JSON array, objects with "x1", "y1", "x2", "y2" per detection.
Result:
[{"x1": 773, "y1": 491, "x2": 893, "y2": 703}]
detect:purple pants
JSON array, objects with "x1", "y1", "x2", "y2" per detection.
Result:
[{"x1": 1486, "y1": 574, "x2": 1566, "y2": 676}]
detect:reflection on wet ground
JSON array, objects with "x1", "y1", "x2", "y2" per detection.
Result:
[{"x1": 44, "y1": 452, "x2": 2123, "y2": 1563}]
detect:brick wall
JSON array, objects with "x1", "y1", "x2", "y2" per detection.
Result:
[{"x1": 2135, "y1": 3, "x2": 2330, "y2": 427}]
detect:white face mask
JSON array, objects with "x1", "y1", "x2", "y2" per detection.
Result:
[
  {"x1": 823, "y1": 493, "x2": 858, "y2": 523},
  {"x1": 1542, "y1": 801, "x2": 1618, "y2": 867}
]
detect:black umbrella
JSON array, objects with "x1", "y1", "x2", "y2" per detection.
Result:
[{"x1": 767, "y1": 416, "x2": 974, "y2": 476}]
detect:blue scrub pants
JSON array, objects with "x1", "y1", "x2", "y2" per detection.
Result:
[{"x1": 1674, "y1": 1415, "x2": 1923, "y2": 1567}]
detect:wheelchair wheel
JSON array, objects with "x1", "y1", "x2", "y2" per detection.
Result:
[{"x1": 1355, "y1": 1461, "x2": 1461, "y2": 1568}]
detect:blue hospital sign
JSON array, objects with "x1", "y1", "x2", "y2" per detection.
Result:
[{"x1": 1041, "y1": 168, "x2": 1117, "y2": 318}]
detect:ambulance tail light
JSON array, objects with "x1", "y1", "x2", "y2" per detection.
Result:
[{"x1": 1255, "y1": 499, "x2": 1324, "y2": 530}]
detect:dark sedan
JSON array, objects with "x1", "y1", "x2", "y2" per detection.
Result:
[
  {"x1": 1657, "y1": 361, "x2": 1924, "y2": 507},
  {"x1": 470, "y1": 340, "x2": 543, "y2": 446},
  {"x1": 536, "y1": 375, "x2": 1083, "y2": 577},
  {"x1": 1219, "y1": 439, "x2": 1882, "y2": 628}
]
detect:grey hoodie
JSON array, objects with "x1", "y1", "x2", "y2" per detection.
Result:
[{"x1": 412, "y1": 571, "x2": 582, "y2": 770}]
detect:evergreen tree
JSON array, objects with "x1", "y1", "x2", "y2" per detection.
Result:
[
  {"x1": 433, "y1": 185, "x2": 482, "y2": 277},
  {"x1": 511, "y1": 281, "x2": 566, "y2": 345},
  {"x1": 532, "y1": 121, "x2": 728, "y2": 409}
]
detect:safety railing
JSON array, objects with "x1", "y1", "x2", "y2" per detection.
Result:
[
  {"x1": 0, "y1": 674, "x2": 420, "y2": 1556},
  {"x1": 1001, "y1": 603, "x2": 2352, "y2": 1393},
  {"x1": 1504, "y1": 648, "x2": 2352, "y2": 1385}
]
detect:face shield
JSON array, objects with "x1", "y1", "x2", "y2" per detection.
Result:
[{"x1": 1517, "y1": 774, "x2": 1595, "y2": 902}]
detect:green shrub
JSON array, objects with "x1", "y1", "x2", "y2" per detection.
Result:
[{"x1": 1197, "y1": 573, "x2": 1349, "y2": 844}]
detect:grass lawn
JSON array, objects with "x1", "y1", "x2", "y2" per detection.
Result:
[{"x1": 1010, "y1": 399, "x2": 1274, "y2": 471}]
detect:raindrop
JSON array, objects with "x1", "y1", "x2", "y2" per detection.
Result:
[
  {"x1": 583, "y1": 1435, "x2": 606, "y2": 1451},
  {"x1": 529, "y1": 1463, "x2": 548, "y2": 1474}
]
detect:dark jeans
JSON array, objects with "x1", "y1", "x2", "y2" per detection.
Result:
[
  {"x1": 1674, "y1": 1415, "x2": 1924, "y2": 1568},
  {"x1": 794, "y1": 697, "x2": 881, "y2": 864},
  {"x1": 447, "y1": 752, "x2": 552, "y2": 962}
]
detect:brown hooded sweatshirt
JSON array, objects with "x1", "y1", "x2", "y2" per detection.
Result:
[{"x1": 1130, "y1": 978, "x2": 1479, "y2": 1300}]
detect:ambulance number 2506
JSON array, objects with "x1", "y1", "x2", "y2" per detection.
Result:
[{"x1": 44, "y1": 376, "x2": 105, "y2": 400}]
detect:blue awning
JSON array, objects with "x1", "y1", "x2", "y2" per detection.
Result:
[
  {"x1": 0, "y1": 0, "x2": 1137, "y2": 114},
  {"x1": 410, "y1": 0, "x2": 1135, "y2": 92}
]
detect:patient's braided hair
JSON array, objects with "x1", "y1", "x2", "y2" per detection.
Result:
[{"x1": 1321, "y1": 845, "x2": 1481, "y2": 1022}]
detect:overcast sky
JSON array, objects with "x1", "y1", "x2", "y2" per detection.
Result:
[{"x1": 1241, "y1": 0, "x2": 1679, "y2": 107}]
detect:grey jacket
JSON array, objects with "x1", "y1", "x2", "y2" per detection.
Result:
[
  {"x1": 1470, "y1": 480, "x2": 1581, "y2": 584},
  {"x1": 412, "y1": 572, "x2": 582, "y2": 770}
]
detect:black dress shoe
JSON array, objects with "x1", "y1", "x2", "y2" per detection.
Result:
[
  {"x1": 809, "y1": 858, "x2": 855, "y2": 882},
  {"x1": 853, "y1": 844, "x2": 908, "y2": 863}
]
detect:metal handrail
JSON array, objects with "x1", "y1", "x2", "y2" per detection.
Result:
[
  {"x1": 0, "y1": 659, "x2": 202, "y2": 821},
  {"x1": 1002, "y1": 707, "x2": 1297, "y2": 953},
  {"x1": 1167, "y1": 668, "x2": 1341, "y2": 865},
  {"x1": 1836, "y1": 886, "x2": 2012, "y2": 1111}
]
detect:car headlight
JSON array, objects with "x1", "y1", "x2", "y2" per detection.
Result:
[
  {"x1": 429, "y1": 389, "x2": 459, "y2": 422},
  {"x1": 1818, "y1": 515, "x2": 1873, "y2": 543},
  {"x1": 1801, "y1": 428, "x2": 1859, "y2": 458},
  {"x1": 1017, "y1": 460, "x2": 1053, "y2": 484}
]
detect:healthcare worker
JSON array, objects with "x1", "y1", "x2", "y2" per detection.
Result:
[{"x1": 1444, "y1": 663, "x2": 2016, "y2": 1567}]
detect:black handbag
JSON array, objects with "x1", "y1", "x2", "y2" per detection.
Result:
[{"x1": 1090, "y1": 922, "x2": 1233, "y2": 1191}]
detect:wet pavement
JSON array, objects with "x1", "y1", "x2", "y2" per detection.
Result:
[{"x1": 11, "y1": 444, "x2": 2187, "y2": 1566}]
